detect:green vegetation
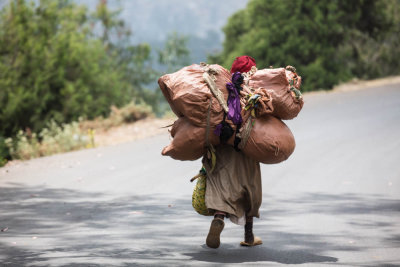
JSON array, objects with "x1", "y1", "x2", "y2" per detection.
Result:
[
  {"x1": 5, "y1": 120, "x2": 91, "y2": 160},
  {"x1": 3, "y1": 101, "x2": 154, "y2": 162},
  {"x1": 158, "y1": 32, "x2": 191, "y2": 73},
  {"x1": 210, "y1": 0, "x2": 400, "y2": 91},
  {"x1": 2, "y1": 0, "x2": 399, "y2": 165},
  {"x1": 0, "y1": 136, "x2": 8, "y2": 166},
  {"x1": 1, "y1": 0, "x2": 131, "y2": 137},
  {"x1": 0, "y1": 0, "x2": 189, "y2": 165}
]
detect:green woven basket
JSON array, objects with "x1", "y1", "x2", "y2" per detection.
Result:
[{"x1": 192, "y1": 172, "x2": 212, "y2": 216}]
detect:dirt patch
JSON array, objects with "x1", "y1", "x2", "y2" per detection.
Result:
[{"x1": 333, "y1": 76, "x2": 400, "y2": 92}]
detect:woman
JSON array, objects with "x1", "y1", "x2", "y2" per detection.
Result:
[{"x1": 203, "y1": 56, "x2": 263, "y2": 249}]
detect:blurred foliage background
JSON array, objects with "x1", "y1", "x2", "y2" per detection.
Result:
[
  {"x1": 0, "y1": 0, "x2": 399, "y2": 165},
  {"x1": 211, "y1": 0, "x2": 400, "y2": 92}
]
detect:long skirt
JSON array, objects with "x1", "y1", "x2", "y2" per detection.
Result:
[{"x1": 203, "y1": 144, "x2": 262, "y2": 225}]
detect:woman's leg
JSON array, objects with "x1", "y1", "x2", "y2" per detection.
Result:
[
  {"x1": 241, "y1": 215, "x2": 262, "y2": 246},
  {"x1": 206, "y1": 211, "x2": 226, "y2": 248},
  {"x1": 244, "y1": 215, "x2": 254, "y2": 244}
]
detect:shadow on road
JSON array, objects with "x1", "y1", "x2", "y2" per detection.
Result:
[
  {"x1": 1, "y1": 183, "x2": 399, "y2": 265},
  {"x1": 185, "y1": 245, "x2": 337, "y2": 264}
]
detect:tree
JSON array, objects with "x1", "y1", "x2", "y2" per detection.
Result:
[
  {"x1": 93, "y1": 0, "x2": 156, "y2": 91},
  {"x1": 211, "y1": 0, "x2": 399, "y2": 91},
  {"x1": 339, "y1": 0, "x2": 400, "y2": 79},
  {"x1": 0, "y1": 0, "x2": 150, "y2": 137},
  {"x1": 158, "y1": 32, "x2": 190, "y2": 73}
]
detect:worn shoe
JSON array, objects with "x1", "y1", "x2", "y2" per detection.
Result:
[
  {"x1": 206, "y1": 218, "x2": 225, "y2": 248},
  {"x1": 240, "y1": 236, "x2": 262, "y2": 247}
]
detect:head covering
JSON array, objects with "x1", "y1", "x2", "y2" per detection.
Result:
[{"x1": 230, "y1": 55, "x2": 256, "y2": 73}]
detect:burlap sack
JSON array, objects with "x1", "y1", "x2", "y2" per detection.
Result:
[
  {"x1": 158, "y1": 64, "x2": 232, "y2": 127},
  {"x1": 162, "y1": 115, "x2": 295, "y2": 164},
  {"x1": 240, "y1": 115, "x2": 295, "y2": 164},
  {"x1": 248, "y1": 68, "x2": 303, "y2": 120},
  {"x1": 159, "y1": 64, "x2": 300, "y2": 163},
  {"x1": 161, "y1": 116, "x2": 219, "y2": 161}
]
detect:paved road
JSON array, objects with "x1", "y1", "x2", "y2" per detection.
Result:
[{"x1": 1, "y1": 84, "x2": 400, "y2": 266}]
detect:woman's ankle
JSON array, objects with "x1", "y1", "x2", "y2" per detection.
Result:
[{"x1": 214, "y1": 211, "x2": 226, "y2": 220}]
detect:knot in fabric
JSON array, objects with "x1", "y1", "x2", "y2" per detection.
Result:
[{"x1": 231, "y1": 72, "x2": 244, "y2": 90}]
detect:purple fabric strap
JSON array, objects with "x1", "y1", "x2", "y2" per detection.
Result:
[
  {"x1": 226, "y1": 72, "x2": 243, "y2": 125},
  {"x1": 214, "y1": 72, "x2": 243, "y2": 136}
]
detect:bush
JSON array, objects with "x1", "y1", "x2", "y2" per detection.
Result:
[
  {"x1": 80, "y1": 101, "x2": 154, "y2": 130},
  {"x1": 211, "y1": 0, "x2": 400, "y2": 91},
  {"x1": 110, "y1": 101, "x2": 153, "y2": 124},
  {"x1": 5, "y1": 120, "x2": 90, "y2": 160},
  {"x1": 0, "y1": 0, "x2": 154, "y2": 137},
  {"x1": 3, "y1": 100, "x2": 154, "y2": 162},
  {"x1": 0, "y1": 136, "x2": 9, "y2": 167}
]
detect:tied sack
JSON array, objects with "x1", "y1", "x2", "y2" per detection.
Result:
[
  {"x1": 158, "y1": 64, "x2": 232, "y2": 127},
  {"x1": 247, "y1": 67, "x2": 303, "y2": 120},
  {"x1": 238, "y1": 115, "x2": 295, "y2": 164},
  {"x1": 162, "y1": 115, "x2": 295, "y2": 164},
  {"x1": 161, "y1": 116, "x2": 220, "y2": 161}
]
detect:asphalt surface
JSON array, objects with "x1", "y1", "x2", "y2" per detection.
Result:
[{"x1": 1, "y1": 84, "x2": 400, "y2": 266}]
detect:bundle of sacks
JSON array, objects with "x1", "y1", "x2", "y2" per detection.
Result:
[{"x1": 158, "y1": 56, "x2": 303, "y2": 164}]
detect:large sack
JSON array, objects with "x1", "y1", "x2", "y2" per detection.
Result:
[
  {"x1": 161, "y1": 117, "x2": 219, "y2": 161},
  {"x1": 240, "y1": 115, "x2": 295, "y2": 164},
  {"x1": 158, "y1": 64, "x2": 231, "y2": 127},
  {"x1": 247, "y1": 68, "x2": 303, "y2": 120},
  {"x1": 162, "y1": 115, "x2": 295, "y2": 164}
]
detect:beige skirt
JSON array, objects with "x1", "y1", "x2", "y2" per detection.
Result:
[{"x1": 203, "y1": 144, "x2": 262, "y2": 225}]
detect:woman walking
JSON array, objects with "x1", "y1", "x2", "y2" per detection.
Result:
[
  {"x1": 203, "y1": 56, "x2": 263, "y2": 249},
  {"x1": 159, "y1": 54, "x2": 302, "y2": 248}
]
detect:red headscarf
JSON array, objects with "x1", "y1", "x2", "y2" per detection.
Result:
[{"x1": 230, "y1": 55, "x2": 256, "y2": 73}]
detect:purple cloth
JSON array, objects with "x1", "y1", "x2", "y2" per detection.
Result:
[
  {"x1": 214, "y1": 123, "x2": 223, "y2": 136},
  {"x1": 231, "y1": 72, "x2": 244, "y2": 88},
  {"x1": 226, "y1": 72, "x2": 243, "y2": 125}
]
